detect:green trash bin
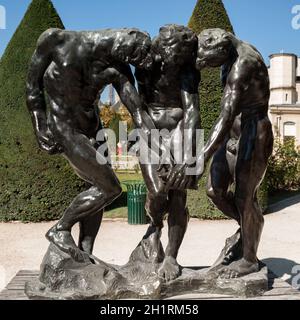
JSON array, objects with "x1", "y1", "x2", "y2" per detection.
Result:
[{"x1": 123, "y1": 180, "x2": 147, "y2": 225}]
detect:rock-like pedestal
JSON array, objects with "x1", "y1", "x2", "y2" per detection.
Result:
[{"x1": 25, "y1": 240, "x2": 269, "y2": 300}]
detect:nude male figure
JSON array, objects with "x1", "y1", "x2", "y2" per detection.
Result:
[
  {"x1": 134, "y1": 25, "x2": 201, "y2": 281},
  {"x1": 26, "y1": 28, "x2": 155, "y2": 261},
  {"x1": 190, "y1": 29, "x2": 273, "y2": 278}
]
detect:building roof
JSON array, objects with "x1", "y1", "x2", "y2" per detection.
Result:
[{"x1": 269, "y1": 53, "x2": 299, "y2": 59}]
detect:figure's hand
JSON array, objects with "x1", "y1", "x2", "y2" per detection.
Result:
[
  {"x1": 159, "y1": 164, "x2": 197, "y2": 192},
  {"x1": 36, "y1": 130, "x2": 63, "y2": 155},
  {"x1": 158, "y1": 153, "x2": 206, "y2": 191}
]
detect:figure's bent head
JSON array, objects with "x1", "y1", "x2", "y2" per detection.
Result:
[
  {"x1": 112, "y1": 28, "x2": 152, "y2": 69},
  {"x1": 152, "y1": 24, "x2": 198, "y2": 66},
  {"x1": 197, "y1": 28, "x2": 234, "y2": 70}
]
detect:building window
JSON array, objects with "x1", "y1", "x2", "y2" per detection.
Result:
[
  {"x1": 283, "y1": 121, "x2": 296, "y2": 143},
  {"x1": 285, "y1": 93, "x2": 288, "y2": 102}
]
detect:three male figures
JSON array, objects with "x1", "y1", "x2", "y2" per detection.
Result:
[{"x1": 27, "y1": 24, "x2": 273, "y2": 280}]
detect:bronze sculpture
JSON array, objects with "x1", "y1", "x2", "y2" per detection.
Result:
[
  {"x1": 134, "y1": 24, "x2": 201, "y2": 281},
  {"x1": 26, "y1": 28, "x2": 156, "y2": 261},
  {"x1": 167, "y1": 28, "x2": 274, "y2": 278},
  {"x1": 197, "y1": 29, "x2": 273, "y2": 278},
  {"x1": 25, "y1": 25, "x2": 273, "y2": 299}
]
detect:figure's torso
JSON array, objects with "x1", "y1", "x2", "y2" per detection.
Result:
[
  {"x1": 225, "y1": 42, "x2": 270, "y2": 115},
  {"x1": 136, "y1": 63, "x2": 191, "y2": 131},
  {"x1": 43, "y1": 31, "x2": 126, "y2": 135},
  {"x1": 219, "y1": 42, "x2": 271, "y2": 147},
  {"x1": 44, "y1": 32, "x2": 114, "y2": 104}
]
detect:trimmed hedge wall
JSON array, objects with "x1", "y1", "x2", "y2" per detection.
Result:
[
  {"x1": 186, "y1": 0, "x2": 233, "y2": 218},
  {"x1": 0, "y1": 0, "x2": 86, "y2": 222},
  {"x1": 188, "y1": 0, "x2": 234, "y2": 140}
]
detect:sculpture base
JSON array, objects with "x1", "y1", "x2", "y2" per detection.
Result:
[{"x1": 25, "y1": 241, "x2": 268, "y2": 300}]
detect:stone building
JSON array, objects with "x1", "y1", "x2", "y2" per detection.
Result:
[{"x1": 268, "y1": 53, "x2": 300, "y2": 145}]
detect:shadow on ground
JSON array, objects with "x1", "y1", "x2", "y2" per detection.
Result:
[{"x1": 267, "y1": 194, "x2": 300, "y2": 214}]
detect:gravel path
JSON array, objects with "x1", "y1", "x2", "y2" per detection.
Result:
[{"x1": 0, "y1": 196, "x2": 300, "y2": 291}]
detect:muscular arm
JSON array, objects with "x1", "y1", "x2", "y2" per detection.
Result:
[
  {"x1": 26, "y1": 29, "x2": 60, "y2": 134},
  {"x1": 113, "y1": 66, "x2": 163, "y2": 162},
  {"x1": 26, "y1": 28, "x2": 62, "y2": 153},
  {"x1": 113, "y1": 65, "x2": 156, "y2": 132},
  {"x1": 180, "y1": 67, "x2": 201, "y2": 166},
  {"x1": 202, "y1": 70, "x2": 245, "y2": 163}
]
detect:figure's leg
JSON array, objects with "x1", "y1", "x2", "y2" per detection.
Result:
[
  {"x1": 207, "y1": 141, "x2": 243, "y2": 269},
  {"x1": 138, "y1": 163, "x2": 168, "y2": 263},
  {"x1": 143, "y1": 191, "x2": 168, "y2": 262},
  {"x1": 207, "y1": 140, "x2": 239, "y2": 222},
  {"x1": 219, "y1": 117, "x2": 273, "y2": 278},
  {"x1": 77, "y1": 139, "x2": 107, "y2": 255},
  {"x1": 46, "y1": 123, "x2": 122, "y2": 261},
  {"x1": 158, "y1": 189, "x2": 188, "y2": 281},
  {"x1": 78, "y1": 210, "x2": 103, "y2": 254}
]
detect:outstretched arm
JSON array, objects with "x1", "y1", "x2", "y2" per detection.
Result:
[
  {"x1": 203, "y1": 60, "x2": 259, "y2": 164},
  {"x1": 26, "y1": 28, "x2": 62, "y2": 154},
  {"x1": 192, "y1": 71, "x2": 245, "y2": 179}
]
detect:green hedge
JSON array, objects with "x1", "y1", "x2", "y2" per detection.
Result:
[
  {"x1": 186, "y1": 0, "x2": 233, "y2": 218},
  {"x1": 0, "y1": 0, "x2": 87, "y2": 222},
  {"x1": 187, "y1": 168, "x2": 225, "y2": 219},
  {"x1": 188, "y1": 0, "x2": 235, "y2": 140}
]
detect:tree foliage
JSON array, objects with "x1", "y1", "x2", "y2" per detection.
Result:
[
  {"x1": 186, "y1": 0, "x2": 235, "y2": 218},
  {"x1": 100, "y1": 106, "x2": 115, "y2": 128},
  {"x1": 188, "y1": 0, "x2": 234, "y2": 139},
  {"x1": 0, "y1": 0, "x2": 86, "y2": 222},
  {"x1": 266, "y1": 139, "x2": 300, "y2": 192}
]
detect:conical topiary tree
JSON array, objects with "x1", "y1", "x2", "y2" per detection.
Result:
[
  {"x1": 186, "y1": 0, "x2": 234, "y2": 219},
  {"x1": 188, "y1": 0, "x2": 234, "y2": 139},
  {"x1": 0, "y1": 0, "x2": 85, "y2": 221}
]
